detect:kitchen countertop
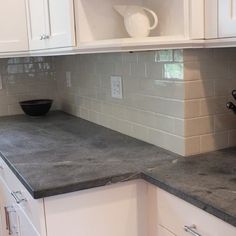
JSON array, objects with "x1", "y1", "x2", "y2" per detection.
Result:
[{"x1": 0, "y1": 111, "x2": 235, "y2": 227}]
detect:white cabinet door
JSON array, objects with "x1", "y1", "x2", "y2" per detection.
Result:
[
  {"x1": 0, "y1": 182, "x2": 9, "y2": 236},
  {"x1": 0, "y1": 177, "x2": 39, "y2": 236},
  {"x1": 45, "y1": 0, "x2": 75, "y2": 49},
  {"x1": 26, "y1": 0, "x2": 47, "y2": 50},
  {"x1": 0, "y1": 178, "x2": 20, "y2": 236},
  {"x1": 26, "y1": 0, "x2": 75, "y2": 50},
  {"x1": 0, "y1": 0, "x2": 28, "y2": 53},
  {"x1": 156, "y1": 188, "x2": 236, "y2": 236},
  {"x1": 219, "y1": 0, "x2": 236, "y2": 37},
  {"x1": 17, "y1": 207, "x2": 39, "y2": 236},
  {"x1": 45, "y1": 181, "x2": 148, "y2": 236}
]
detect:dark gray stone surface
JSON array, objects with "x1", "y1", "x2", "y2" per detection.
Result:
[
  {"x1": 143, "y1": 150, "x2": 236, "y2": 227},
  {"x1": 0, "y1": 111, "x2": 235, "y2": 227}
]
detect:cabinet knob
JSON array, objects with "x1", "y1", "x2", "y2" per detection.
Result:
[
  {"x1": 40, "y1": 34, "x2": 50, "y2": 40},
  {"x1": 11, "y1": 191, "x2": 27, "y2": 204},
  {"x1": 184, "y1": 225, "x2": 202, "y2": 236}
]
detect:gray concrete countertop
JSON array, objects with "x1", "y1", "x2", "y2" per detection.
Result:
[{"x1": 0, "y1": 111, "x2": 235, "y2": 227}]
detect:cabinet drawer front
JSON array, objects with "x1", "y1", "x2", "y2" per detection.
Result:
[
  {"x1": 0, "y1": 157, "x2": 46, "y2": 235},
  {"x1": 157, "y1": 188, "x2": 236, "y2": 236}
]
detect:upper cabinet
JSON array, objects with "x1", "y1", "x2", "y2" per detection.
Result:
[
  {"x1": 26, "y1": 0, "x2": 76, "y2": 51},
  {"x1": 0, "y1": 0, "x2": 28, "y2": 53},
  {"x1": 0, "y1": 0, "x2": 205, "y2": 55},
  {"x1": 8, "y1": 0, "x2": 236, "y2": 55},
  {"x1": 219, "y1": 0, "x2": 236, "y2": 38},
  {"x1": 206, "y1": 0, "x2": 236, "y2": 39},
  {"x1": 74, "y1": 0, "x2": 205, "y2": 52}
]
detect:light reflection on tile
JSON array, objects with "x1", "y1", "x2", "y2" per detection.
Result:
[{"x1": 164, "y1": 63, "x2": 183, "y2": 80}]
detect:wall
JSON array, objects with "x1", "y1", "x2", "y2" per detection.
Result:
[
  {"x1": 56, "y1": 49, "x2": 236, "y2": 156},
  {"x1": 0, "y1": 56, "x2": 59, "y2": 117}
]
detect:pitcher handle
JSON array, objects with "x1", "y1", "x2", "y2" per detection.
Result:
[{"x1": 143, "y1": 8, "x2": 158, "y2": 30}]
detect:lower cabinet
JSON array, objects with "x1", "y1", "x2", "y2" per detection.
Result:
[
  {"x1": 44, "y1": 180, "x2": 148, "y2": 236},
  {"x1": 0, "y1": 177, "x2": 39, "y2": 236},
  {"x1": 0, "y1": 157, "x2": 236, "y2": 236},
  {"x1": 156, "y1": 187, "x2": 236, "y2": 236},
  {"x1": 17, "y1": 207, "x2": 39, "y2": 236}
]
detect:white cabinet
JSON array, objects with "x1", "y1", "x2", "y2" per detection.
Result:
[
  {"x1": 75, "y1": 0, "x2": 204, "y2": 52},
  {"x1": 0, "y1": 177, "x2": 39, "y2": 236},
  {"x1": 26, "y1": 0, "x2": 76, "y2": 50},
  {"x1": 0, "y1": 158, "x2": 46, "y2": 236},
  {"x1": 44, "y1": 180, "x2": 148, "y2": 236},
  {"x1": 205, "y1": 0, "x2": 236, "y2": 39},
  {"x1": 0, "y1": 155, "x2": 236, "y2": 236},
  {"x1": 219, "y1": 0, "x2": 236, "y2": 38},
  {"x1": 17, "y1": 207, "x2": 39, "y2": 236},
  {"x1": 0, "y1": 178, "x2": 18, "y2": 236},
  {"x1": 0, "y1": 0, "x2": 28, "y2": 53},
  {"x1": 155, "y1": 187, "x2": 236, "y2": 236}
]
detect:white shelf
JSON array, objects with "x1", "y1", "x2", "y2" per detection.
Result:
[
  {"x1": 77, "y1": 36, "x2": 204, "y2": 53},
  {"x1": 74, "y1": 0, "x2": 204, "y2": 53}
]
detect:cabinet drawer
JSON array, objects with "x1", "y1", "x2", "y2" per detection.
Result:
[
  {"x1": 0, "y1": 157, "x2": 46, "y2": 236},
  {"x1": 157, "y1": 188, "x2": 236, "y2": 236}
]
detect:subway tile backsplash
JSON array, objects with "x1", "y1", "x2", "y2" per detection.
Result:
[
  {"x1": 0, "y1": 48, "x2": 235, "y2": 156},
  {"x1": 56, "y1": 51, "x2": 187, "y2": 155},
  {"x1": 56, "y1": 49, "x2": 236, "y2": 156},
  {"x1": 0, "y1": 56, "x2": 59, "y2": 116}
]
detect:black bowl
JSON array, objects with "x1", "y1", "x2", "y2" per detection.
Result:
[{"x1": 19, "y1": 99, "x2": 53, "y2": 116}]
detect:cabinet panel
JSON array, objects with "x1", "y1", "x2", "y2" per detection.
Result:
[
  {"x1": 157, "y1": 188, "x2": 236, "y2": 236},
  {"x1": 0, "y1": 182, "x2": 9, "y2": 236},
  {"x1": 45, "y1": 180, "x2": 148, "y2": 236},
  {"x1": 0, "y1": 178, "x2": 20, "y2": 236},
  {"x1": 189, "y1": 0, "x2": 204, "y2": 39},
  {"x1": 219, "y1": 0, "x2": 236, "y2": 37},
  {"x1": 17, "y1": 207, "x2": 39, "y2": 236},
  {"x1": 205, "y1": 0, "x2": 218, "y2": 39},
  {"x1": 26, "y1": 0, "x2": 47, "y2": 50},
  {"x1": 45, "y1": 0, "x2": 75, "y2": 49},
  {"x1": 0, "y1": 177, "x2": 39, "y2": 236},
  {"x1": 27, "y1": 0, "x2": 75, "y2": 50},
  {"x1": 0, "y1": 158, "x2": 46, "y2": 236},
  {"x1": 0, "y1": 0, "x2": 28, "y2": 53}
]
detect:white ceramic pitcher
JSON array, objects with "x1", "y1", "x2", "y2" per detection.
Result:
[{"x1": 114, "y1": 5, "x2": 158, "y2": 38}]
